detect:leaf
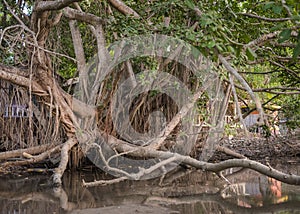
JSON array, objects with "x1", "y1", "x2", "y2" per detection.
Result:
[
  {"x1": 227, "y1": 46, "x2": 235, "y2": 54},
  {"x1": 207, "y1": 40, "x2": 216, "y2": 49},
  {"x1": 293, "y1": 42, "x2": 300, "y2": 59},
  {"x1": 278, "y1": 29, "x2": 291, "y2": 43},
  {"x1": 270, "y1": 23, "x2": 285, "y2": 31},
  {"x1": 291, "y1": 15, "x2": 300, "y2": 21},
  {"x1": 200, "y1": 16, "x2": 213, "y2": 27},
  {"x1": 272, "y1": 5, "x2": 283, "y2": 14},
  {"x1": 246, "y1": 47, "x2": 257, "y2": 61},
  {"x1": 216, "y1": 44, "x2": 224, "y2": 52},
  {"x1": 191, "y1": 47, "x2": 200, "y2": 59},
  {"x1": 185, "y1": 0, "x2": 195, "y2": 9},
  {"x1": 263, "y1": 2, "x2": 275, "y2": 10}
]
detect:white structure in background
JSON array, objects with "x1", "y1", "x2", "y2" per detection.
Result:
[
  {"x1": 244, "y1": 111, "x2": 260, "y2": 128},
  {"x1": 3, "y1": 104, "x2": 31, "y2": 118}
]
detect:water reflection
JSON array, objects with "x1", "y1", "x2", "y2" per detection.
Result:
[
  {"x1": 221, "y1": 176, "x2": 292, "y2": 208},
  {"x1": 219, "y1": 161, "x2": 300, "y2": 210},
  {"x1": 0, "y1": 161, "x2": 299, "y2": 214}
]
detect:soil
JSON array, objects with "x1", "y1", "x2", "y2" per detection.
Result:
[{"x1": 211, "y1": 130, "x2": 300, "y2": 162}]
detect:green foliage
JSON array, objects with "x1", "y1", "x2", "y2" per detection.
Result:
[
  {"x1": 279, "y1": 94, "x2": 300, "y2": 129},
  {"x1": 1, "y1": 0, "x2": 299, "y2": 131}
]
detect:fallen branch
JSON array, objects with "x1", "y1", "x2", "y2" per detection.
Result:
[
  {"x1": 83, "y1": 176, "x2": 128, "y2": 187},
  {"x1": 0, "y1": 143, "x2": 56, "y2": 160},
  {"x1": 103, "y1": 133, "x2": 300, "y2": 185}
]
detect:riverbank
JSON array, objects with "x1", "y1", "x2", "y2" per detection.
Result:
[{"x1": 210, "y1": 130, "x2": 300, "y2": 162}]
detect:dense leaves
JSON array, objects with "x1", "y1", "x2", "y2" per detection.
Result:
[{"x1": 0, "y1": 0, "x2": 299, "y2": 129}]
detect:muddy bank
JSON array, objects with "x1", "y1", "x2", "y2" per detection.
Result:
[{"x1": 211, "y1": 132, "x2": 300, "y2": 162}]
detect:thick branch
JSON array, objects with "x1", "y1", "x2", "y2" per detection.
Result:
[
  {"x1": 0, "y1": 64, "x2": 47, "y2": 95},
  {"x1": 63, "y1": 7, "x2": 104, "y2": 25},
  {"x1": 0, "y1": 144, "x2": 56, "y2": 160},
  {"x1": 1, "y1": 144, "x2": 62, "y2": 167},
  {"x1": 108, "y1": 0, "x2": 140, "y2": 17},
  {"x1": 35, "y1": 0, "x2": 79, "y2": 12}
]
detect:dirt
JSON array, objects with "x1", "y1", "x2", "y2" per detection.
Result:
[{"x1": 212, "y1": 131, "x2": 300, "y2": 162}]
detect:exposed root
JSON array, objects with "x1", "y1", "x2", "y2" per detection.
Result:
[
  {"x1": 1, "y1": 144, "x2": 62, "y2": 168},
  {"x1": 52, "y1": 137, "x2": 77, "y2": 186}
]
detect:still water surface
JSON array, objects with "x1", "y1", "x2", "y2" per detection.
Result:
[{"x1": 0, "y1": 160, "x2": 300, "y2": 214}]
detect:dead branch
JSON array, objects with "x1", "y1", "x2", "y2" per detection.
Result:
[
  {"x1": 244, "y1": 32, "x2": 279, "y2": 49},
  {"x1": 83, "y1": 176, "x2": 128, "y2": 187},
  {"x1": 228, "y1": 74, "x2": 249, "y2": 135},
  {"x1": 223, "y1": 78, "x2": 300, "y2": 94}
]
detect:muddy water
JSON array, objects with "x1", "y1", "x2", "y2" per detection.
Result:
[{"x1": 0, "y1": 160, "x2": 300, "y2": 214}]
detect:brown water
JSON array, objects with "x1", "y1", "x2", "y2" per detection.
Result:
[{"x1": 0, "y1": 160, "x2": 300, "y2": 214}]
